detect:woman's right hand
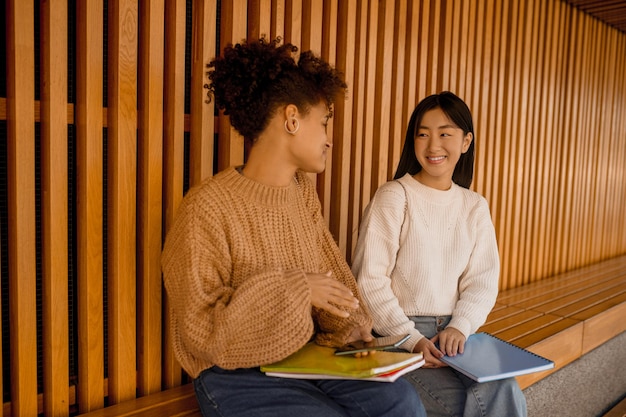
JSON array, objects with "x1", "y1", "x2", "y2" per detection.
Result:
[
  {"x1": 306, "y1": 271, "x2": 360, "y2": 318},
  {"x1": 413, "y1": 336, "x2": 446, "y2": 368}
]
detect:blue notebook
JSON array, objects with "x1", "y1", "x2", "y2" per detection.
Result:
[{"x1": 440, "y1": 332, "x2": 555, "y2": 383}]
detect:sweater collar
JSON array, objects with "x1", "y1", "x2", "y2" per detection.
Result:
[
  {"x1": 401, "y1": 173, "x2": 458, "y2": 204},
  {"x1": 221, "y1": 166, "x2": 300, "y2": 206}
]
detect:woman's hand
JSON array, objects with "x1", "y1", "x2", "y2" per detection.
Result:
[
  {"x1": 435, "y1": 327, "x2": 466, "y2": 356},
  {"x1": 346, "y1": 325, "x2": 375, "y2": 357},
  {"x1": 413, "y1": 336, "x2": 446, "y2": 368},
  {"x1": 306, "y1": 271, "x2": 359, "y2": 318}
]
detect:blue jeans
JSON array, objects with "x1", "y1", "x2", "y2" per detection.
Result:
[
  {"x1": 193, "y1": 365, "x2": 426, "y2": 417},
  {"x1": 403, "y1": 316, "x2": 527, "y2": 417}
]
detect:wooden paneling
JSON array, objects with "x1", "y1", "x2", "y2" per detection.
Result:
[
  {"x1": 137, "y1": 0, "x2": 165, "y2": 397},
  {"x1": 40, "y1": 0, "x2": 70, "y2": 415},
  {"x1": 162, "y1": 0, "x2": 187, "y2": 389},
  {"x1": 189, "y1": 0, "x2": 217, "y2": 186},
  {"x1": 107, "y1": 0, "x2": 139, "y2": 405},
  {"x1": 6, "y1": 2, "x2": 38, "y2": 416},
  {"x1": 2, "y1": 0, "x2": 626, "y2": 414},
  {"x1": 75, "y1": 0, "x2": 105, "y2": 412}
]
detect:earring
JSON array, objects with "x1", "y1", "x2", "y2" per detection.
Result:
[{"x1": 284, "y1": 118, "x2": 300, "y2": 135}]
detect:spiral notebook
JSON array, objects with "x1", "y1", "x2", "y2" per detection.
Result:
[{"x1": 440, "y1": 332, "x2": 554, "y2": 383}]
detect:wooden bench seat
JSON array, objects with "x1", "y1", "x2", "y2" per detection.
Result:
[
  {"x1": 478, "y1": 254, "x2": 626, "y2": 389},
  {"x1": 80, "y1": 255, "x2": 626, "y2": 416},
  {"x1": 78, "y1": 383, "x2": 200, "y2": 417}
]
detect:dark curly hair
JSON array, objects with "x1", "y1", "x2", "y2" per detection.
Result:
[{"x1": 205, "y1": 37, "x2": 347, "y2": 143}]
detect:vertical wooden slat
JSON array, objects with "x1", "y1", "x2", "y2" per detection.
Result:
[
  {"x1": 573, "y1": 15, "x2": 592, "y2": 264},
  {"x1": 460, "y1": 0, "x2": 475, "y2": 101},
  {"x1": 518, "y1": 0, "x2": 540, "y2": 284},
  {"x1": 331, "y1": 0, "x2": 356, "y2": 257},
  {"x1": 74, "y1": 0, "x2": 106, "y2": 411},
  {"x1": 6, "y1": 1, "x2": 38, "y2": 416},
  {"x1": 41, "y1": 0, "x2": 70, "y2": 415},
  {"x1": 189, "y1": 0, "x2": 217, "y2": 185},
  {"x1": 402, "y1": 0, "x2": 420, "y2": 127},
  {"x1": 474, "y1": 0, "x2": 494, "y2": 201},
  {"x1": 284, "y1": 0, "x2": 303, "y2": 46},
  {"x1": 248, "y1": 0, "x2": 273, "y2": 39},
  {"x1": 189, "y1": 0, "x2": 217, "y2": 186},
  {"x1": 387, "y1": 0, "x2": 408, "y2": 178},
  {"x1": 608, "y1": 34, "x2": 626, "y2": 256},
  {"x1": 360, "y1": 1, "x2": 378, "y2": 204},
  {"x1": 316, "y1": 0, "x2": 337, "y2": 223},
  {"x1": 482, "y1": 1, "x2": 508, "y2": 244},
  {"x1": 496, "y1": 0, "x2": 518, "y2": 289},
  {"x1": 162, "y1": 0, "x2": 187, "y2": 389},
  {"x1": 137, "y1": 0, "x2": 165, "y2": 397},
  {"x1": 588, "y1": 21, "x2": 605, "y2": 262},
  {"x1": 348, "y1": 0, "x2": 369, "y2": 257},
  {"x1": 271, "y1": 0, "x2": 286, "y2": 40},
  {"x1": 216, "y1": 0, "x2": 246, "y2": 171},
  {"x1": 371, "y1": 0, "x2": 395, "y2": 190},
  {"x1": 107, "y1": 0, "x2": 138, "y2": 404},
  {"x1": 416, "y1": 0, "x2": 430, "y2": 102},
  {"x1": 532, "y1": 0, "x2": 555, "y2": 281},
  {"x1": 447, "y1": 1, "x2": 462, "y2": 94},
  {"x1": 75, "y1": 0, "x2": 106, "y2": 412},
  {"x1": 480, "y1": 0, "x2": 501, "y2": 208},
  {"x1": 454, "y1": 0, "x2": 469, "y2": 104},
  {"x1": 548, "y1": 0, "x2": 569, "y2": 276},
  {"x1": 301, "y1": 0, "x2": 323, "y2": 53}
]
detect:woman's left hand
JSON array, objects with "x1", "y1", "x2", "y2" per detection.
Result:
[{"x1": 433, "y1": 327, "x2": 466, "y2": 357}]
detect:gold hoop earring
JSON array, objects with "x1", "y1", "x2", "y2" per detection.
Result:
[{"x1": 284, "y1": 118, "x2": 300, "y2": 135}]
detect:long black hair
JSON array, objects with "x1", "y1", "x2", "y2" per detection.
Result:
[{"x1": 393, "y1": 91, "x2": 475, "y2": 189}]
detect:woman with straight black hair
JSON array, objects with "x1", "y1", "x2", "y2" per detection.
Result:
[{"x1": 353, "y1": 91, "x2": 527, "y2": 417}]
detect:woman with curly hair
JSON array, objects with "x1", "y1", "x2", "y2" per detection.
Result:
[{"x1": 161, "y1": 37, "x2": 425, "y2": 417}]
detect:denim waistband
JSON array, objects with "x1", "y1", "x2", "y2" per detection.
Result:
[{"x1": 408, "y1": 315, "x2": 452, "y2": 338}]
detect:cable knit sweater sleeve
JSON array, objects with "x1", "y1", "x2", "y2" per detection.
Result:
[
  {"x1": 352, "y1": 181, "x2": 424, "y2": 351},
  {"x1": 448, "y1": 196, "x2": 500, "y2": 336}
]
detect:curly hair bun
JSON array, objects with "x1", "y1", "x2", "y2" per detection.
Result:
[{"x1": 205, "y1": 36, "x2": 347, "y2": 142}]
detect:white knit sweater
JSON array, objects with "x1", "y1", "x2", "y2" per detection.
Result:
[{"x1": 352, "y1": 174, "x2": 499, "y2": 353}]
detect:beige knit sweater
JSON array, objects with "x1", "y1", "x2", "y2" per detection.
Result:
[
  {"x1": 161, "y1": 167, "x2": 371, "y2": 378},
  {"x1": 352, "y1": 174, "x2": 499, "y2": 353}
]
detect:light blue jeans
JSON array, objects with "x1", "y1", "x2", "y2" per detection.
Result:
[
  {"x1": 403, "y1": 316, "x2": 527, "y2": 417},
  {"x1": 193, "y1": 365, "x2": 426, "y2": 417}
]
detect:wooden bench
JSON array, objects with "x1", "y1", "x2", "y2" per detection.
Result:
[
  {"x1": 478, "y1": 254, "x2": 626, "y2": 389},
  {"x1": 77, "y1": 383, "x2": 201, "y2": 417},
  {"x1": 80, "y1": 254, "x2": 626, "y2": 416}
]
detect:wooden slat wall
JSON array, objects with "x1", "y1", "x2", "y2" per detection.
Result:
[{"x1": 1, "y1": 0, "x2": 625, "y2": 415}]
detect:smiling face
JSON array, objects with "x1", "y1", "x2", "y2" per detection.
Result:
[
  {"x1": 413, "y1": 107, "x2": 473, "y2": 190},
  {"x1": 287, "y1": 102, "x2": 333, "y2": 173}
]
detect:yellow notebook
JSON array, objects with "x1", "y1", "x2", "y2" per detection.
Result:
[{"x1": 261, "y1": 342, "x2": 424, "y2": 382}]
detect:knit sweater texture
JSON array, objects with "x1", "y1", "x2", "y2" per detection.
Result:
[
  {"x1": 161, "y1": 167, "x2": 371, "y2": 378},
  {"x1": 352, "y1": 174, "x2": 499, "y2": 353}
]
